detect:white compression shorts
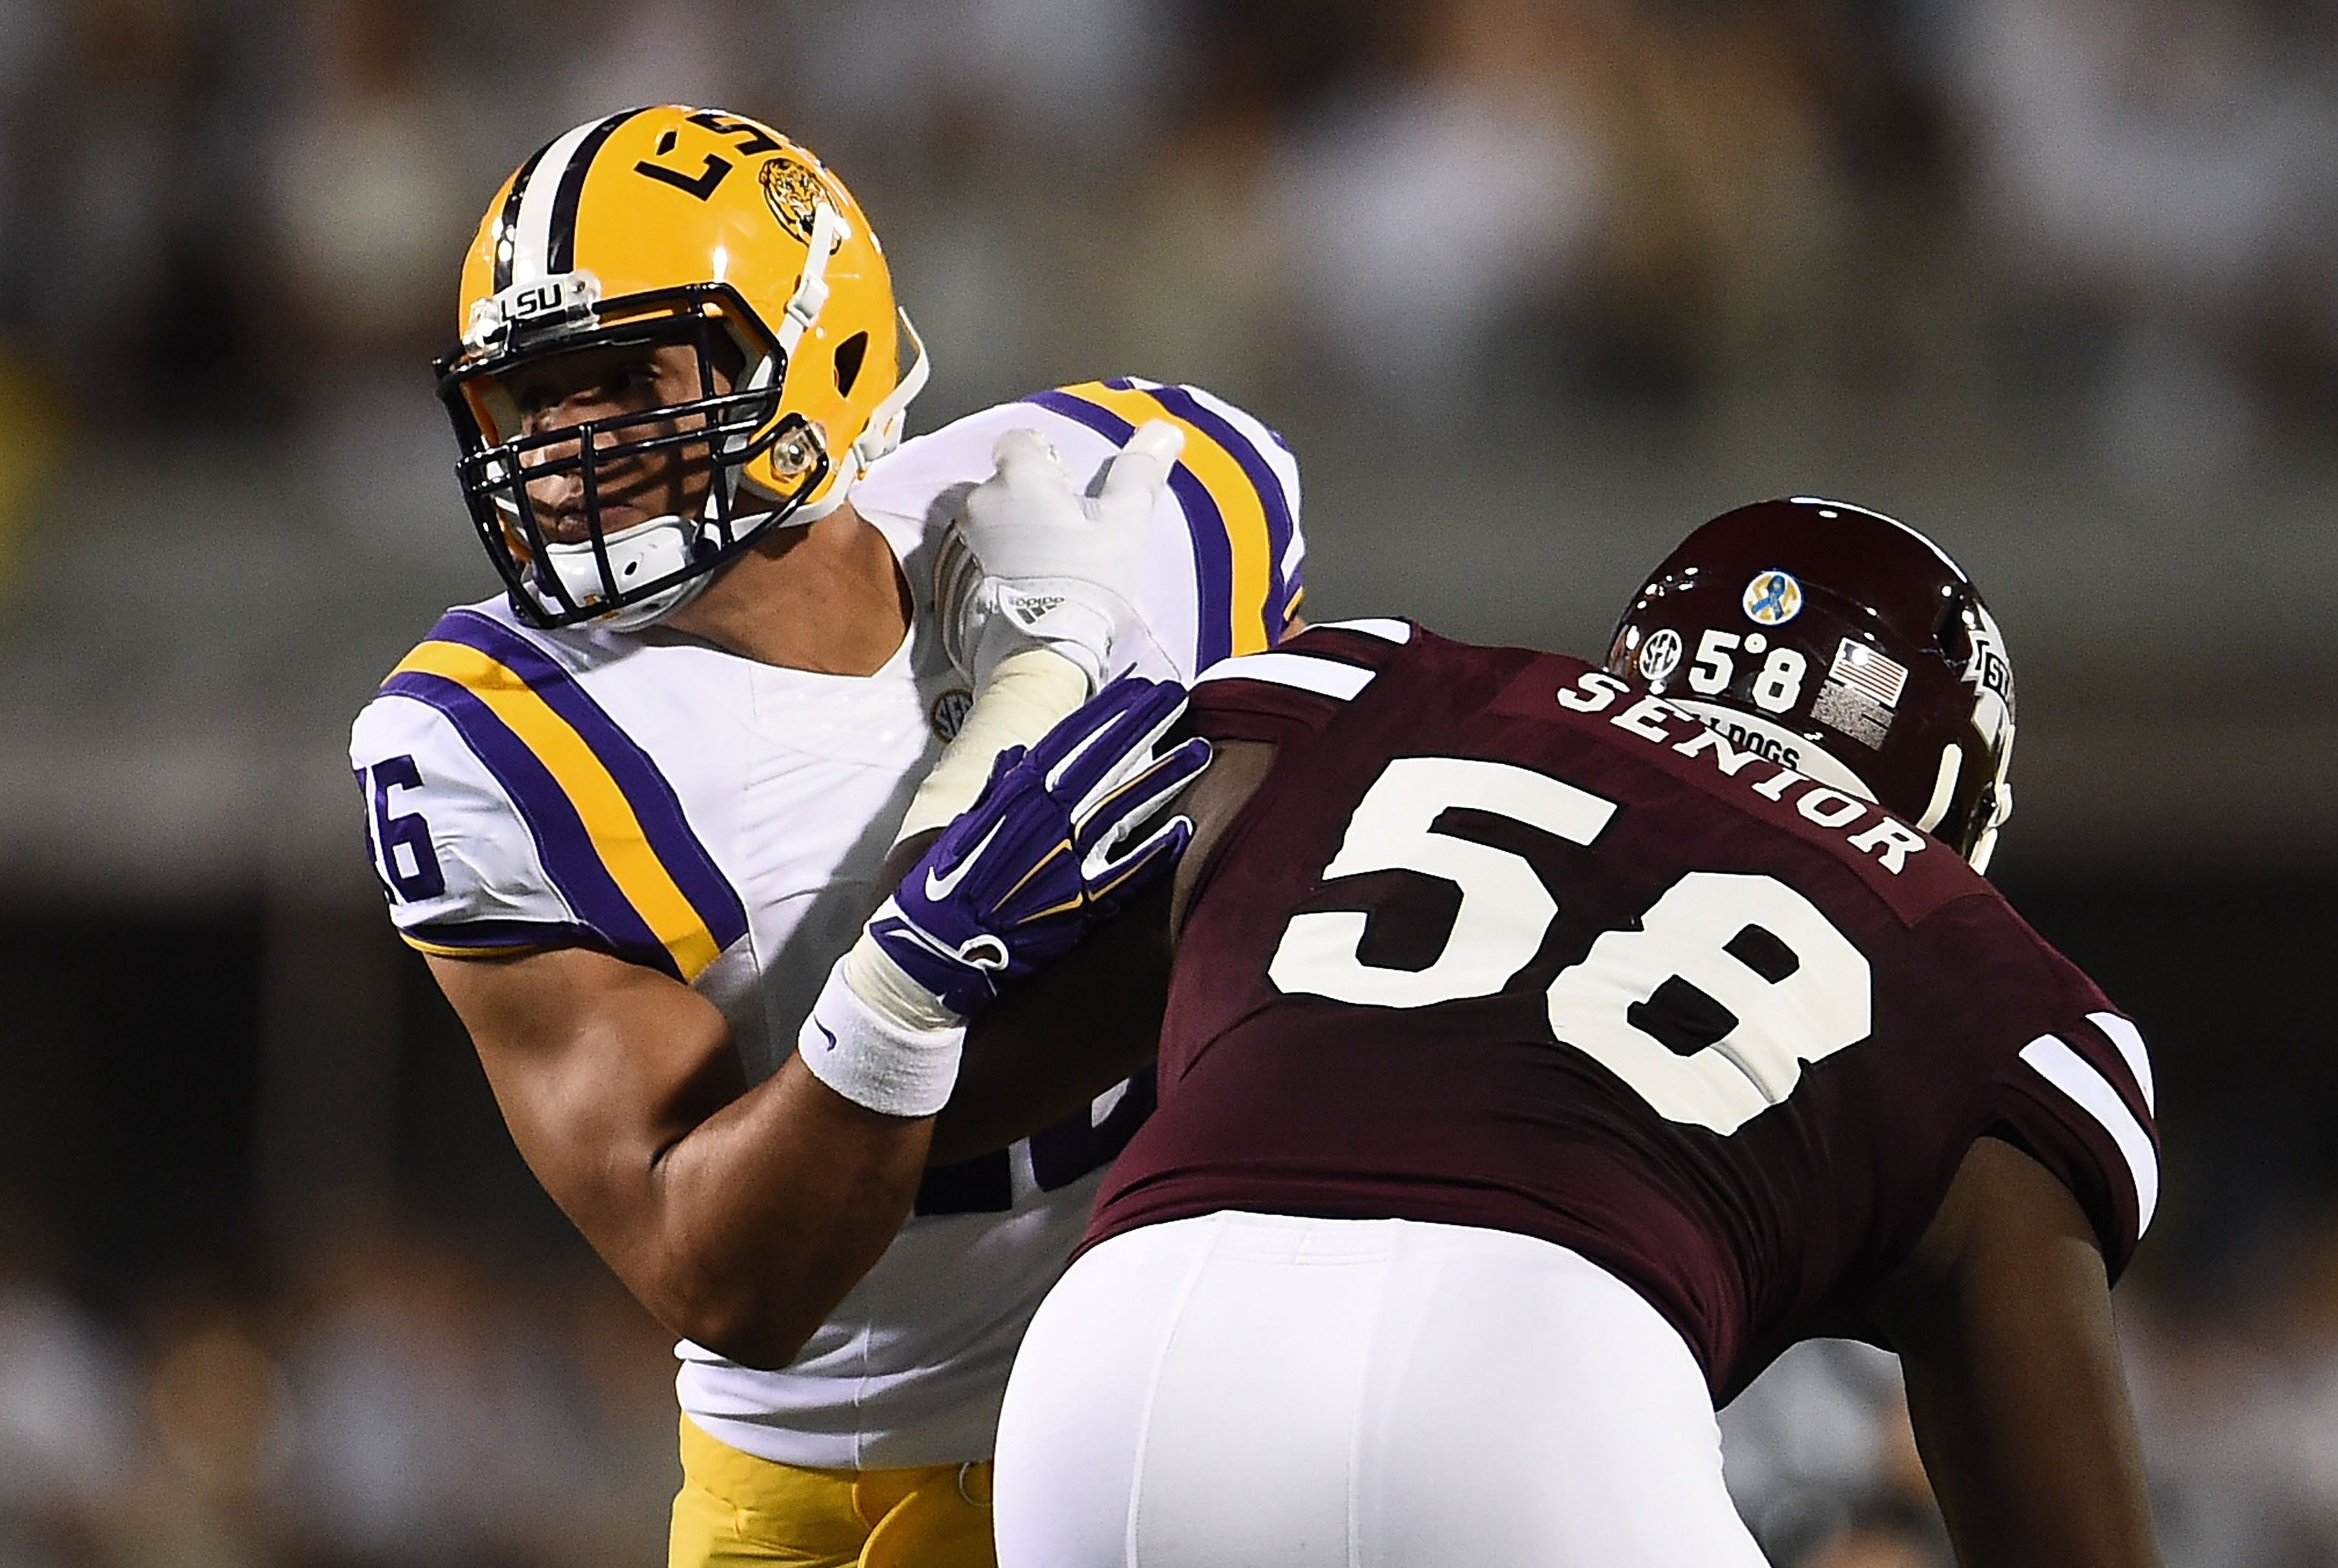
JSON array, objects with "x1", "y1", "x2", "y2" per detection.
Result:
[{"x1": 993, "y1": 1210, "x2": 1768, "y2": 1568}]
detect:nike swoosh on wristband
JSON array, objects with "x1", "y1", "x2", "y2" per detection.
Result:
[
  {"x1": 925, "y1": 816, "x2": 1008, "y2": 902},
  {"x1": 815, "y1": 1021, "x2": 839, "y2": 1051}
]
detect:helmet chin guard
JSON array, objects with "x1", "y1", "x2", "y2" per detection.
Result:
[{"x1": 538, "y1": 505, "x2": 777, "y2": 632}]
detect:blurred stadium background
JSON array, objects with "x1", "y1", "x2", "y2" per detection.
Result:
[{"x1": 0, "y1": 0, "x2": 2332, "y2": 1562}]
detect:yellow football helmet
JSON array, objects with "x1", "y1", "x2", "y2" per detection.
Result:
[{"x1": 435, "y1": 105, "x2": 928, "y2": 629}]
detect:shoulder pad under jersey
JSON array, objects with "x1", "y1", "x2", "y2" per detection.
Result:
[
  {"x1": 350, "y1": 604, "x2": 750, "y2": 980},
  {"x1": 856, "y1": 379, "x2": 1305, "y2": 682},
  {"x1": 1917, "y1": 897, "x2": 2160, "y2": 1276},
  {"x1": 1185, "y1": 618, "x2": 1416, "y2": 745}
]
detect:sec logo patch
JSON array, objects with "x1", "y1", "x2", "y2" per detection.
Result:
[
  {"x1": 1742, "y1": 570, "x2": 1803, "y2": 626},
  {"x1": 930, "y1": 687, "x2": 974, "y2": 741},
  {"x1": 1637, "y1": 628, "x2": 1683, "y2": 684}
]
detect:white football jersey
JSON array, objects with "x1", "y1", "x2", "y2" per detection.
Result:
[{"x1": 348, "y1": 380, "x2": 1303, "y2": 1470}]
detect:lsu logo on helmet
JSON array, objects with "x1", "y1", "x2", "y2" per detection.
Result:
[{"x1": 759, "y1": 156, "x2": 835, "y2": 246}]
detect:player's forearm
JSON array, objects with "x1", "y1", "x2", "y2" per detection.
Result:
[
  {"x1": 1879, "y1": 1144, "x2": 2163, "y2": 1568},
  {"x1": 928, "y1": 880, "x2": 1173, "y2": 1164},
  {"x1": 1898, "y1": 1306, "x2": 2163, "y2": 1568},
  {"x1": 896, "y1": 644, "x2": 1092, "y2": 844},
  {"x1": 626, "y1": 1059, "x2": 933, "y2": 1368},
  {"x1": 439, "y1": 951, "x2": 938, "y2": 1369}
]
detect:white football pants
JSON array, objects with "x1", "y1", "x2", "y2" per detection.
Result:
[{"x1": 993, "y1": 1210, "x2": 1768, "y2": 1568}]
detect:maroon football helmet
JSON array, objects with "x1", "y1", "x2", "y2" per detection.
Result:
[{"x1": 1607, "y1": 498, "x2": 2017, "y2": 871}]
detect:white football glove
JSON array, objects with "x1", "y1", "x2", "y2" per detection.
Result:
[{"x1": 937, "y1": 420, "x2": 1184, "y2": 692}]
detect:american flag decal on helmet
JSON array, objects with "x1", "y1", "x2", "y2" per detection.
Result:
[
  {"x1": 1826, "y1": 639, "x2": 1909, "y2": 707},
  {"x1": 1812, "y1": 637, "x2": 1909, "y2": 750}
]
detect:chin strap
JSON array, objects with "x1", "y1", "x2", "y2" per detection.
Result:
[
  {"x1": 770, "y1": 199, "x2": 933, "y2": 480},
  {"x1": 856, "y1": 309, "x2": 929, "y2": 470},
  {"x1": 776, "y1": 201, "x2": 848, "y2": 364}
]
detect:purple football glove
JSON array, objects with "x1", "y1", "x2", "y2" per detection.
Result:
[{"x1": 869, "y1": 675, "x2": 1213, "y2": 1018}]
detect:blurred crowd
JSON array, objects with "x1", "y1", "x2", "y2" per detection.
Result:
[
  {"x1": 0, "y1": 1213, "x2": 678, "y2": 1568},
  {"x1": 1, "y1": 0, "x2": 2332, "y2": 1562},
  {"x1": 2, "y1": 0, "x2": 2338, "y2": 499},
  {"x1": 10, "y1": 1214, "x2": 2338, "y2": 1567}
]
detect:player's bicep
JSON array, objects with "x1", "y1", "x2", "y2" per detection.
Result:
[
  {"x1": 427, "y1": 946, "x2": 745, "y2": 1233},
  {"x1": 1876, "y1": 1137, "x2": 2163, "y2": 1568}
]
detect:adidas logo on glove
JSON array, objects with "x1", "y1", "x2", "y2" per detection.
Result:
[{"x1": 1009, "y1": 593, "x2": 1067, "y2": 627}]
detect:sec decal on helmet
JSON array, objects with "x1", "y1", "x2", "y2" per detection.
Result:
[
  {"x1": 1609, "y1": 498, "x2": 2017, "y2": 872},
  {"x1": 435, "y1": 105, "x2": 930, "y2": 630}
]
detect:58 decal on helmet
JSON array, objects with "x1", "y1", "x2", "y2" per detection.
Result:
[{"x1": 436, "y1": 105, "x2": 930, "y2": 630}]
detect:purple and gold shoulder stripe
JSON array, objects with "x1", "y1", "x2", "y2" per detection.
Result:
[
  {"x1": 380, "y1": 610, "x2": 748, "y2": 980},
  {"x1": 1022, "y1": 379, "x2": 1303, "y2": 668}
]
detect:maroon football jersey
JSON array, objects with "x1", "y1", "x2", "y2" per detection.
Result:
[{"x1": 1086, "y1": 620, "x2": 2159, "y2": 1401}]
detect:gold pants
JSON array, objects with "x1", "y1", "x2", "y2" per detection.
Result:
[{"x1": 670, "y1": 1416, "x2": 997, "y2": 1568}]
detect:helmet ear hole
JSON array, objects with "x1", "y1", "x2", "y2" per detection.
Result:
[
  {"x1": 1932, "y1": 587, "x2": 1972, "y2": 663},
  {"x1": 833, "y1": 332, "x2": 868, "y2": 396}
]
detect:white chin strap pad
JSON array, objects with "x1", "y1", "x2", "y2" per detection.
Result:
[{"x1": 540, "y1": 512, "x2": 711, "y2": 631}]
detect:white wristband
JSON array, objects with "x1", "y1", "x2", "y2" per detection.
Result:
[
  {"x1": 895, "y1": 644, "x2": 1092, "y2": 843},
  {"x1": 795, "y1": 942, "x2": 965, "y2": 1118}
]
